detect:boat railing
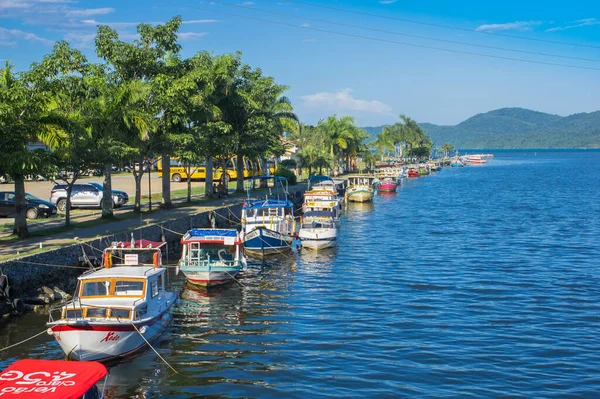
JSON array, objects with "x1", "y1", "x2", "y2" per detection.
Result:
[{"x1": 49, "y1": 298, "x2": 137, "y2": 323}]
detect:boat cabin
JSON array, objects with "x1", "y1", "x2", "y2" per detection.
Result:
[
  {"x1": 346, "y1": 175, "x2": 376, "y2": 187},
  {"x1": 180, "y1": 229, "x2": 242, "y2": 267},
  {"x1": 301, "y1": 211, "x2": 336, "y2": 230},
  {"x1": 51, "y1": 241, "x2": 168, "y2": 324}
]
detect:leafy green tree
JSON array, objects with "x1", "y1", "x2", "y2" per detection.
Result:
[
  {"x1": 95, "y1": 17, "x2": 182, "y2": 212},
  {"x1": 441, "y1": 142, "x2": 455, "y2": 158},
  {"x1": 0, "y1": 60, "x2": 68, "y2": 237}
]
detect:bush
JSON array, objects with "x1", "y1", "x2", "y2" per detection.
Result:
[
  {"x1": 280, "y1": 159, "x2": 297, "y2": 168},
  {"x1": 274, "y1": 166, "x2": 297, "y2": 185}
]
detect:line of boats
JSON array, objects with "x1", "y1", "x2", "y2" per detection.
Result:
[{"x1": 1, "y1": 158, "x2": 492, "y2": 397}]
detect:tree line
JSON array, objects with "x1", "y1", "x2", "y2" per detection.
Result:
[{"x1": 0, "y1": 16, "x2": 300, "y2": 238}]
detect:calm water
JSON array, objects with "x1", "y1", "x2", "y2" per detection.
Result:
[{"x1": 1, "y1": 151, "x2": 600, "y2": 398}]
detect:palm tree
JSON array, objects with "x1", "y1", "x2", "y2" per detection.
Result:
[
  {"x1": 86, "y1": 78, "x2": 152, "y2": 217},
  {"x1": 0, "y1": 61, "x2": 68, "y2": 237}
]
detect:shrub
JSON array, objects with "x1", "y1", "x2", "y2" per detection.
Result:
[
  {"x1": 274, "y1": 166, "x2": 297, "y2": 185},
  {"x1": 280, "y1": 159, "x2": 297, "y2": 168}
]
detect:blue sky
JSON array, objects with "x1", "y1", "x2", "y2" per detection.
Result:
[{"x1": 1, "y1": 0, "x2": 599, "y2": 126}]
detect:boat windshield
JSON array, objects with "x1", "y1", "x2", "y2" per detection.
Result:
[
  {"x1": 190, "y1": 245, "x2": 235, "y2": 264},
  {"x1": 80, "y1": 278, "x2": 145, "y2": 298}
]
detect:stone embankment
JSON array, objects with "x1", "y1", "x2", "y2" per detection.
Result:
[{"x1": 0, "y1": 204, "x2": 242, "y2": 314}]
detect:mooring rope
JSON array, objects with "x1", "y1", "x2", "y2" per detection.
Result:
[
  {"x1": 224, "y1": 270, "x2": 246, "y2": 288},
  {"x1": 0, "y1": 329, "x2": 48, "y2": 352},
  {"x1": 130, "y1": 322, "x2": 179, "y2": 375}
]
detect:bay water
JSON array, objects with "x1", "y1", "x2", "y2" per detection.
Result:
[{"x1": 1, "y1": 150, "x2": 599, "y2": 398}]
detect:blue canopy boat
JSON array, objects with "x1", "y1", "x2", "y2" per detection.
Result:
[
  {"x1": 178, "y1": 229, "x2": 246, "y2": 287},
  {"x1": 241, "y1": 176, "x2": 296, "y2": 257}
]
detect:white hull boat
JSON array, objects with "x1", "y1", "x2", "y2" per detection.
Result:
[
  {"x1": 299, "y1": 211, "x2": 338, "y2": 250},
  {"x1": 47, "y1": 240, "x2": 179, "y2": 362}
]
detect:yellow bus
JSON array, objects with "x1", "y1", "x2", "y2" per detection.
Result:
[{"x1": 157, "y1": 156, "x2": 259, "y2": 183}]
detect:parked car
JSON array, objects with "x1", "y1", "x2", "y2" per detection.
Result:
[
  {"x1": 0, "y1": 192, "x2": 57, "y2": 219},
  {"x1": 49, "y1": 183, "x2": 129, "y2": 212}
]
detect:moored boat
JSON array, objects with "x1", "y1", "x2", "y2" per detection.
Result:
[
  {"x1": 468, "y1": 155, "x2": 487, "y2": 165},
  {"x1": 346, "y1": 175, "x2": 376, "y2": 202},
  {"x1": 408, "y1": 168, "x2": 420, "y2": 177},
  {"x1": 377, "y1": 175, "x2": 399, "y2": 192},
  {"x1": 178, "y1": 229, "x2": 246, "y2": 288},
  {"x1": 302, "y1": 175, "x2": 343, "y2": 222},
  {"x1": 47, "y1": 240, "x2": 178, "y2": 362},
  {"x1": 241, "y1": 176, "x2": 296, "y2": 257},
  {"x1": 298, "y1": 210, "x2": 338, "y2": 250}
]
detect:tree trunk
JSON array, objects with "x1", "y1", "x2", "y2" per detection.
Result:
[
  {"x1": 102, "y1": 161, "x2": 114, "y2": 219},
  {"x1": 161, "y1": 154, "x2": 172, "y2": 209},
  {"x1": 133, "y1": 155, "x2": 144, "y2": 213},
  {"x1": 186, "y1": 165, "x2": 192, "y2": 202},
  {"x1": 205, "y1": 155, "x2": 214, "y2": 198},
  {"x1": 235, "y1": 154, "x2": 244, "y2": 193},
  {"x1": 65, "y1": 183, "x2": 73, "y2": 227},
  {"x1": 13, "y1": 176, "x2": 28, "y2": 238}
]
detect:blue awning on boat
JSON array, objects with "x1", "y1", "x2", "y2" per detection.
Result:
[
  {"x1": 187, "y1": 229, "x2": 238, "y2": 237},
  {"x1": 245, "y1": 199, "x2": 294, "y2": 208}
]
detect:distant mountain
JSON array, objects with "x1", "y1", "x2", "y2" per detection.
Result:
[{"x1": 363, "y1": 108, "x2": 600, "y2": 149}]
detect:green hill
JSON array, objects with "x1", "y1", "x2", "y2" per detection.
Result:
[{"x1": 363, "y1": 108, "x2": 600, "y2": 149}]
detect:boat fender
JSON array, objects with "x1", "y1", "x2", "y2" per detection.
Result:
[
  {"x1": 139, "y1": 326, "x2": 148, "y2": 334},
  {"x1": 153, "y1": 251, "x2": 162, "y2": 268},
  {"x1": 103, "y1": 252, "x2": 113, "y2": 268}
]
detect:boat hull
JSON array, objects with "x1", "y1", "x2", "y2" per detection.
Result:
[
  {"x1": 243, "y1": 227, "x2": 294, "y2": 256},
  {"x1": 347, "y1": 190, "x2": 374, "y2": 203},
  {"x1": 298, "y1": 228, "x2": 337, "y2": 250},
  {"x1": 49, "y1": 302, "x2": 176, "y2": 362},
  {"x1": 182, "y1": 268, "x2": 241, "y2": 288},
  {"x1": 377, "y1": 183, "x2": 398, "y2": 192}
]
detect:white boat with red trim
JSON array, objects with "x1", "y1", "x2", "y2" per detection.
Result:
[
  {"x1": 46, "y1": 240, "x2": 178, "y2": 362},
  {"x1": 178, "y1": 229, "x2": 246, "y2": 287}
]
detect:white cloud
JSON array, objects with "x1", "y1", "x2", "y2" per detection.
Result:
[
  {"x1": 65, "y1": 7, "x2": 114, "y2": 17},
  {"x1": 546, "y1": 18, "x2": 600, "y2": 32},
  {"x1": 0, "y1": 0, "x2": 31, "y2": 9},
  {"x1": 475, "y1": 21, "x2": 542, "y2": 32},
  {"x1": 178, "y1": 32, "x2": 208, "y2": 40},
  {"x1": 301, "y1": 88, "x2": 392, "y2": 114},
  {"x1": 379, "y1": 0, "x2": 397, "y2": 3},
  {"x1": 300, "y1": 23, "x2": 310, "y2": 28},
  {"x1": 0, "y1": 27, "x2": 53, "y2": 45},
  {"x1": 239, "y1": 1, "x2": 255, "y2": 5}
]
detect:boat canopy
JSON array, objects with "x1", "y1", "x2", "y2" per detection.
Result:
[
  {"x1": 304, "y1": 211, "x2": 335, "y2": 219},
  {"x1": 244, "y1": 198, "x2": 293, "y2": 209},
  {"x1": 181, "y1": 229, "x2": 239, "y2": 244},
  {"x1": 0, "y1": 359, "x2": 107, "y2": 399}
]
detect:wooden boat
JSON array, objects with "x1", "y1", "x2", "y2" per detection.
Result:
[
  {"x1": 377, "y1": 175, "x2": 399, "y2": 192},
  {"x1": 47, "y1": 240, "x2": 178, "y2": 362},
  {"x1": 302, "y1": 175, "x2": 343, "y2": 223},
  {"x1": 178, "y1": 229, "x2": 246, "y2": 287},
  {"x1": 408, "y1": 168, "x2": 420, "y2": 178},
  {"x1": 241, "y1": 176, "x2": 295, "y2": 257},
  {"x1": 298, "y1": 210, "x2": 338, "y2": 250},
  {"x1": 0, "y1": 359, "x2": 108, "y2": 399},
  {"x1": 346, "y1": 175, "x2": 376, "y2": 203}
]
